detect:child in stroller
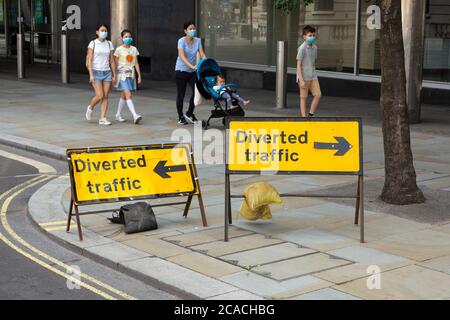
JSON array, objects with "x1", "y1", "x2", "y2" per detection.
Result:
[
  {"x1": 196, "y1": 58, "x2": 249, "y2": 130},
  {"x1": 214, "y1": 75, "x2": 251, "y2": 111}
]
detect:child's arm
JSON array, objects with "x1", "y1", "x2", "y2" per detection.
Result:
[
  {"x1": 135, "y1": 57, "x2": 142, "y2": 84},
  {"x1": 297, "y1": 60, "x2": 305, "y2": 89}
]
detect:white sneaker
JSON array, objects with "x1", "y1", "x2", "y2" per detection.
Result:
[
  {"x1": 134, "y1": 115, "x2": 143, "y2": 125},
  {"x1": 99, "y1": 118, "x2": 112, "y2": 126},
  {"x1": 86, "y1": 106, "x2": 93, "y2": 121},
  {"x1": 116, "y1": 115, "x2": 126, "y2": 122}
]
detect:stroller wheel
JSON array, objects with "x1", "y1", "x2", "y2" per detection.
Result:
[{"x1": 202, "y1": 120, "x2": 209, "y2": 130}]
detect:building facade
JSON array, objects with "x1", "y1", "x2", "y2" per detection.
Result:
[{"x1": 0, "y1": 0, "x2": 448, "y2": 104}]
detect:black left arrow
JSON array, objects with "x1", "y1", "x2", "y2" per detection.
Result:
[
  {"x1": 314, "y1": 137, "x2": 352, "y2": 156},
  {"x1": 154, "y1": 161, "x2": 187, "y2": 179}
]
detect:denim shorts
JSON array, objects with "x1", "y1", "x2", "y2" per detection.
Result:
[{"x1": 93, "y1": 70, "x2": 112, "y2": 83}]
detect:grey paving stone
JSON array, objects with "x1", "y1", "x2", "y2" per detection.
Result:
[
  {"x1": 84, "y1": 242, "x2": 152, "y2": 265},
  {"x1": 326, "y1": 245, "x2": 410, "y2": 265},
  {"x1": 290, "y1": 288, "x2": 361, "y2": 300},
  {"x1": 252, "y1": 253, "x2": 351, "y2": 280},
  {"x1": 221, "y1": 243, "x2": 316, "y2": 267},
  {"x1": 120, "y1": 257, "x2": 238, "y2": 299},
  {"x1": 276, "y1": 228, "x2": 358, "y2": 251},
  {"x1": 220, "y1": 271, "x2": 331, "y2": 299},
  {"x1": 207, "y1": 290, "x2": 265, "y2": 300}
]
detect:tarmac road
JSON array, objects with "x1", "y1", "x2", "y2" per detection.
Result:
[{"x1": 0, "y1": 144, "x2": 178, "y2": 300}]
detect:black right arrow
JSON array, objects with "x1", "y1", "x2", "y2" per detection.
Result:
[
  {"x1": 314, "y1": 137, "x2": 352, "y2": 156},
  {"x1": 154, "y1": 161, "x2": 187, "y2": 179}
]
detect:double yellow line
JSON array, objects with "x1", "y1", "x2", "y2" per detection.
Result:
[{"x1": 0, "y1": 174, "x2": 138, "y2": 300}]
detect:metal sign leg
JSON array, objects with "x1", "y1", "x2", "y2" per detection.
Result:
[
  {"x1": 197, "y1": 194, "x2": 208, "y2": 227},
  {"x1": 183, "y1": 195, "x2": 193, "y2": 218},
  {"x1": 360, "y1": 175, "x2": 365, "y2": 243},
  {"x1": 66, "y1": 198, "x2": 74, "y2": 232},
  {"x1": 355, "y1": 176, "x2": 361, "y2": 225},
  {"x1": 74, "y1": 205, "x2": 83, "y2": 241},
  {"x1": 225, "y1": 174, "x2": 230, "y2": 242}
]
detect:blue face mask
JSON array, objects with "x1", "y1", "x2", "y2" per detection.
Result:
[
  {"x1": 99, "y1": 31, "x2": 108, "y2": 39},
  {"x1": 307, "y1": 36, "x2": 316, "y2": 45},
  {"x1": 187, "y1": 29, "x2": 197, "y2": 38},
  {"x1": 123, "y1": 37, "x2": 133, "y2": 45}
]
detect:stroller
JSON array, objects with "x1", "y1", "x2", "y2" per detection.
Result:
[{"x1": 196, "y1": 59, "x2": 246, "y2": 130}]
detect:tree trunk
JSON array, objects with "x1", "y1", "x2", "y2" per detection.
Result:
[{"x1": 379, "y1": 0, "x2": 425, "y2": 205}]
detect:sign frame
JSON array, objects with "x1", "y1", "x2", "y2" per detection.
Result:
[
  {"x1": 66, "y1": 143, "x2": 207, "y2": 241},
  {"x1": 224, "y1": 117, "x2": 365, "y2": 243}
]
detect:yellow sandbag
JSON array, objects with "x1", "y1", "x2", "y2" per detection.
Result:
[
  {"x1": 240, "y1": 200, "x2": 259, "y2": 221},
  {"x1": 240, "y1": 200, "x2": 273, "y2": 221},
  {"x1": 244, "y1": 182, "x2": 282, "y2": 211}
]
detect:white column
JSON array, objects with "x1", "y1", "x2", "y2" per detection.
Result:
[
  {"x1": 110, "y1": 0, "x2": 137, "y2": 48},
  {"x1": 402, "y1": 0, "x2": 426, "y2": 123}
]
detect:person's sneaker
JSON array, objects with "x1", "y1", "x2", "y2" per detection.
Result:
[
  {"x1": 184, "y1": 114, "x2": 199, "y2": 124},
  {"x1": 99, "y1": 118, "x2": 112, "y2": 126},
  {"x1": 115, "y1": 115, "x2": 126, "y2": 122},
  {"x1": 86, "y1": 106, "x2": 93, "y2": 121},
  {"x1": 134, "y1": 115, "x2": 143, "y2": 125},
  {"x1": 178, "y1": 117, "x2": 188, "y2": 125}
]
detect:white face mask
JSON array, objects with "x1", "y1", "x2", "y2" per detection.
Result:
[{"x1": 98, "y1": 31, "x2": 108, "y2": 39}]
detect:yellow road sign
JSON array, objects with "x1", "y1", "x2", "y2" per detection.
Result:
[
  {"x1": 67, "y1": 144, "x2": 196, "y2": 205},
  {"x1": 227, "y1": 118, "x2": 362, "y2": 174}
]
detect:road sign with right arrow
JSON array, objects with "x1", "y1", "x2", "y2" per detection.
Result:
[
  {"x1": 227, "y1": 118, "x2": 362, "y2": 175},
  {"x1": 224, "y1": 117, "x2": 365, "y2": 244}
]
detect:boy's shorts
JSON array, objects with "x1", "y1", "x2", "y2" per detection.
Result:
[{"x1": 299, "y1": 79, "x2": 321, "y2": 98}]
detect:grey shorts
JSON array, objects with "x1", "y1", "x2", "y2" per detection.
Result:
[{"x1": 93, "y1": 70, "x2": 112, "y2": 83}]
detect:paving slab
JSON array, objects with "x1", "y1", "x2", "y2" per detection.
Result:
[
  {"x1": 207, "y1": 290, "x2": 265, "y2": 300},
  {"x1": 164, "y1": 226, "x2": 253, "y2": 247},
  {"x1": 336, "y1": 265, "x2": 450, "y2": 300},
  {"x1": 312, "y1": 246, "x2": 413, "y2": 285},
  {"x1": 167, "y1": 252, "x2": 243, "y2": 278},
  {"x1": 326, "y1": 245, "x2": 412, "y2": 266},
  {"x1": 419, "y1": 255, "x2": 450, "y2": 275},
  {"x1": 290, "y1": 288, "x2": 361, "y2": 300},
  {"x1": 120, "y1": 257, "x2": 239, "y2": 299},
  {"x1": 252, "y1": 253, "x2": 351, "y2": 281},
  {"x1": 220, "y1": 271, "x2": 332, "y2": 299},
  {"x1": 83, "y1": 242, "x2": 152, "y2": 266},
  {"x1": 275, "y1": 228, "x2": 358, "y2": 251},
  {"x1": 325, "y1": 215, "x2": 430, "y2": 242},
  {"x1": 190, "y1": 234, "x2": 283, "y2": 257},
  {"x1": 221, "y1": 243, "x2": 317, "y2": 268},
  {"x1": 122, "y1": 236, "x2": 192, "y2": 259},
  {"x1": 367, "y1": 229, "x2": 450, "y2": 262}
]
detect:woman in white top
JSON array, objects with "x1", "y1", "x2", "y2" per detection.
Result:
[{"x1": 85, "y1": 24, "x2": 116, "y2": 126}]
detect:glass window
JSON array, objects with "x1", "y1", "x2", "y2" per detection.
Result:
[
  {"x1": 315, "y1": 0, "x2": 334, "y2": 12},
  {"x1": 359, "y1": 0, "x2": 381, "y2": 75},
  {"x1": 300, "y1": 0, "x2": 356, "y2": 72},
  {"x1": 199, "y1": 0, "x2": 269, "y2": 65},
  {"x1": 423, "y1": 0, "x2": 450, "y2": 83},
  {"x1": 199, "y1": 0, "x2": 356, "y2": 73}
]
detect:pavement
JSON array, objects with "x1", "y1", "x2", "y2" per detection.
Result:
[{"x1": 1, "y1": 66, "x2": 450, "y2": 300}]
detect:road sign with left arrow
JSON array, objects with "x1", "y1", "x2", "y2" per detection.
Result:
[
  {"x1": 67, "y1": 144, "x2": 198, "y2": 205},
  {"x1": 227, "y1": 118, "x2": 362, "y2": 175}
]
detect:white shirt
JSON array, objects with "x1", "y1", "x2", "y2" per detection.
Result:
[{"x1": 88, "y1": 39, "x2": 114, "y2": 71}]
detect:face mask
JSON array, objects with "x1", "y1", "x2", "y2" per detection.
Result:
[
  {"x1": 99, "y1": 31, "x2": 108, "y2": 39},
  {"x1": 187, "y1": 30, "x2": 197, "y2": 38},
  {"x1": 123, "y1": 37, "x2": 133, "y2": 45},
  {"x1": 307, "y1": 36, "x2": 316, "y2": 45}
]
